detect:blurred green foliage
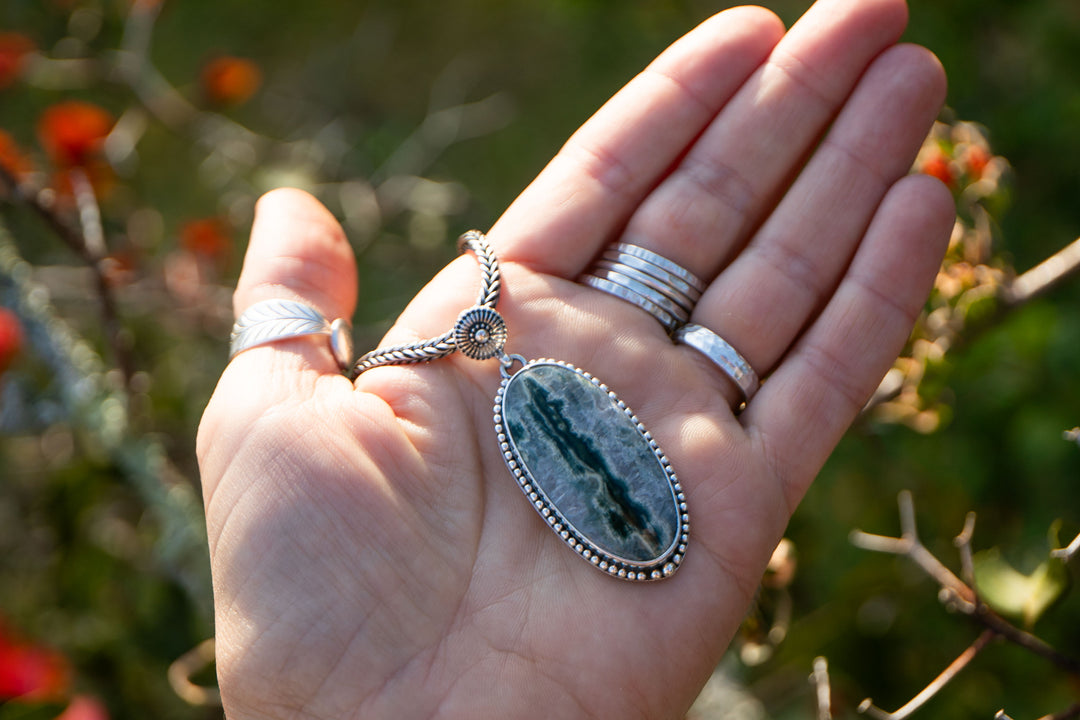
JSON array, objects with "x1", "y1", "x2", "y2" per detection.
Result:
[{"x1": 1, "y1": 0, "x2": 1079, "y2": 718}]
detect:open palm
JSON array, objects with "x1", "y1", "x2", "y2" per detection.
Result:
[{"x1": 197, "y1": 0, "x2": 954, "y2": 717}]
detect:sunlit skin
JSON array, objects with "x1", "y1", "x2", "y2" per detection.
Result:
[{"x1": 197, "y1": 0, "x2": 955, "y2": 717}]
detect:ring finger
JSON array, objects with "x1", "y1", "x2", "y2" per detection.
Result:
[{"x1": 685, "y1": 43, "x2": 946, "y2": 406}]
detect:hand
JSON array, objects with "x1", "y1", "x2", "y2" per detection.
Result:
[{"x1": 197, "y1": 0, "x2": 954, "y2": 717}]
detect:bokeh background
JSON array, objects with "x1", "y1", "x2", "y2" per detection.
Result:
[{"x1": 1, "y1": 1, "x2": 1078, "y2": 718}]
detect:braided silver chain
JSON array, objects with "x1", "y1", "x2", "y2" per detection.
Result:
[{"x1": 351, "y1": 230, "x2": 501, "y2": 378}]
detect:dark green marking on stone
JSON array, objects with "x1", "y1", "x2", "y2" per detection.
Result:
[{"x1": 498, "y1": 360, "x2": 684, "y2": 575}]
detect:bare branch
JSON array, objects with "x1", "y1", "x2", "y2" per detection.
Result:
[
  {"x1": 852, "y1": 493, "x2": 1080, "y2": 679},
  {"x1": 167, "y1": 638, "x2": 221, "y2": 706},
  {"x1": 955, "y1": 511, "x2": 978, "y2": 588},
  {"x1": 999, "y1": 703, "x2": 1080, "y2": 720},
  {"x1": 0, "y1": 164, "x2": 93, "y2": 262},
  {"x1": 898, "y1": 489, "x2": 918, "y2": 538},
  {"x1": 972, "y1": 606, "x2": 1080, "y2": 676},
  {"x1": 1042, "y1": 703, "x2": 1080, "y2": 720},
  {"x1": 812, "y1": 657, "x2": 832, "y2": 720},
  {"x1": 851, "y1": 492, "x2": 975, "y2": 605},
  {"x1": 859, "y1": 630, "x2": 994, "y2": 720},
  {"x1": 1051, "y1": 532, "x2": 1080, "y2": 563},
  {"x1": 374, "y1": 92, "x2": 513, "y2": 182},
  {"x1": 69, "y1": 168, "x2": 107, "y2": 262},
  {"x1": 1004, "y1": 236, "x2": 1080, "y2": 306},
  {"x1": 114, "y1": 0, "x2": 199, "y2": 130},
  {"x1": 849, "y1": 530, "x2": 911, "y2": 554},
  {"x1": 864, "y1": 237, "x2": 1080, "y2": 422},
  {"x1": 121, "y1": 0, "x2": 161, "y2": 66},
  {"x1": 0, "y1": 165, "x2": 134, "y2": 388}
]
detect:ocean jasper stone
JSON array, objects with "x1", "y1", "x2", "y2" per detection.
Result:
[{"x1": 496, "y1": 359, "x2": 686, "y2": 579}]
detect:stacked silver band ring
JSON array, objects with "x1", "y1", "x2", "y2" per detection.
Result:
[
  {"x1": 579, "y1": 243, "x2": 706, "y2": 331},
  {"x1": 229, "y1": 298, "x2": 354, "y2": 373},
  {"x1": 581, "y1": 241, "x2": 760, "y2": 407}
]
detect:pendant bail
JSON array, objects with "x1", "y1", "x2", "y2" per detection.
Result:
[{"x1": 499, "y1": 352, "x2": 527, "y2": 379}]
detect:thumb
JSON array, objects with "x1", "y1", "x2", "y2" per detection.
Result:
[
  {"x1": 230, "y1": 187, "x2": 357, "y2": 378},
  {"x1": 197, "y1": 188, "x2": 357, "y2": 485},
  {"x1": 234, "y1": 187, "x2": 357, "y2": 348}
]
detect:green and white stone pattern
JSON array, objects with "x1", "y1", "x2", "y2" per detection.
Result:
[{"x1": 500, "y1": 362, "x2": 681, "y2": 565}]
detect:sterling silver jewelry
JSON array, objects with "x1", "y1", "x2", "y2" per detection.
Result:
[
  {"x1": 230, "y1": 298, "x2": 354, "y2": 372},
  {"x1": 354, "y1": 231, "x2": 688, "y2": 582},
  {"x1": 580, "y1": 273, "x2": 687, "y2": 330},
  {"x1": 606, "y1": 243, "x2": 706, "y2": 296},
  {"x1": 580, "y1": 243, "x2": 704, "y2": 332},
  {"x1": 673, "y1": 323, "x2": 760, "y2": 405}
]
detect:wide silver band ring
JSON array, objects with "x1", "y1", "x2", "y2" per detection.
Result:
[
  {"x1": 580, "y1": 243, "x2": 704, "y2": 332},
  {"x1": 673, "y1": 323, "x2": 760, "y2": 405},
  {"x1": 229, "y1": 298, "x2": 354, "y2": 372}
]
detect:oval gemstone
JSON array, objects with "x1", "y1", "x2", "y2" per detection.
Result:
[{"x1": 498, "y1": 360, "x2": 683, "y2": 572}]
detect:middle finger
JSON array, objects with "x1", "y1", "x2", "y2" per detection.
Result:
[{"x1": 620, "y1": 0, "x2": 909, "y2": 279}]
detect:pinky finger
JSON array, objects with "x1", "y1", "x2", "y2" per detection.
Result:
[{"x1": 744, "y1": 174, "x2": 955, "y2": 508}]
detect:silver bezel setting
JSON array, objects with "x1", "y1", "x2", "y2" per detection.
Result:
[{"x1": 494, "y1": 358, "x2": 688, "y2": 582}]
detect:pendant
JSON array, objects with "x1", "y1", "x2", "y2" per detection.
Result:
[
  {"x1": 455, "y1": 306, "x2": 689, "y2": 581},
  {"x1": 496, "y1": 357, "x2": 688, "y2": 581}
]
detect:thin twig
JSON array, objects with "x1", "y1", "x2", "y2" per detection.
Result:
[
  {"x1": 0, "y1": 165, "x2": 93, "y2": 262},
  {"x1": 858, "y1": 630, "x2": 994, "y2": 720},
  {"x1": 69, "y1": 169, "x2": 106, "y2": 259},
  {"x1": 0, "y1": 164, "x2": 134, "y2": 387},
  {"x1": 121, "y1": 0, "x2": 160, "y2": 66},
  {"x1": 67, "y1": 168, "x2": 133, "y2": 386},
  {"x1": 955, "y1": 511, "x2": 978, "y2": 589},
  {"x1": 853, "y1": 492, "x2": 1080, "y2": 678},
  {"x1": 167, "y1": 638, "x2": 221, "y2": 706},
  {"x1": 1043, "y1": 702, "x2": 1080, "y2": 720},
  {"x1": 970, "y1": 605, "x2": 1080, "y2": 676},
  {"x1": 116, "y1": 0, "x2": 199, "y2": 130},
  {"x1": 1051, "y1": 532, "x2": 1080, "y2": 563},
  {"x1": 1004, "y1": 236, "x2": 1080, "y2": 306},
  {"x1": 864, "y1": 237, "x2": 1080, "y2": 417},
  {"x1": 850, "y1": 491, "x2": 975, "y2": 605},
  {"x1": 999, "y1": 702, "x2": 1080, "y2": 720},
  {"x1": 812, "y1": 657, "x2": 832, "y2": 720}
]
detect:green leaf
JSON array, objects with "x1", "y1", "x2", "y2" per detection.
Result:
[{"x1": 973, "y1": 545, "x2": 1070, "y2": 627}]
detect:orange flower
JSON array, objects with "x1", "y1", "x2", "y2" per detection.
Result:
[
  {"x1": 0, "y1": 32, "x2": 34, "y2": 89},
  {"x1": 37, "y1": 101, "x2": 114, "y2": 168},
  {"x1": 0, "y1": 308, "x2": 23, "y2": 375},
  {"x1": 201, "y1": 56, "x2": 262, "y2": 106},
  {"x1": 0, "y1": 620, "x2": 70, "y2": 701},
  {"x1": 0, "y1": 129, "x2": 34, "y2": 179},
  {"x1": 180, "y1": 217, "x2": 232, "y2": 262},
  {"x1": 920, "y1": 148, "x2": 955, "y2": 188},
  {"x1": 965, "y1": 144, "x2": 991, "y2": 180}
]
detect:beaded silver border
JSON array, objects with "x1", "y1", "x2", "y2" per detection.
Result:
[{"x1": 493, "y1": 358, "x2": 689, "y2": 582}]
